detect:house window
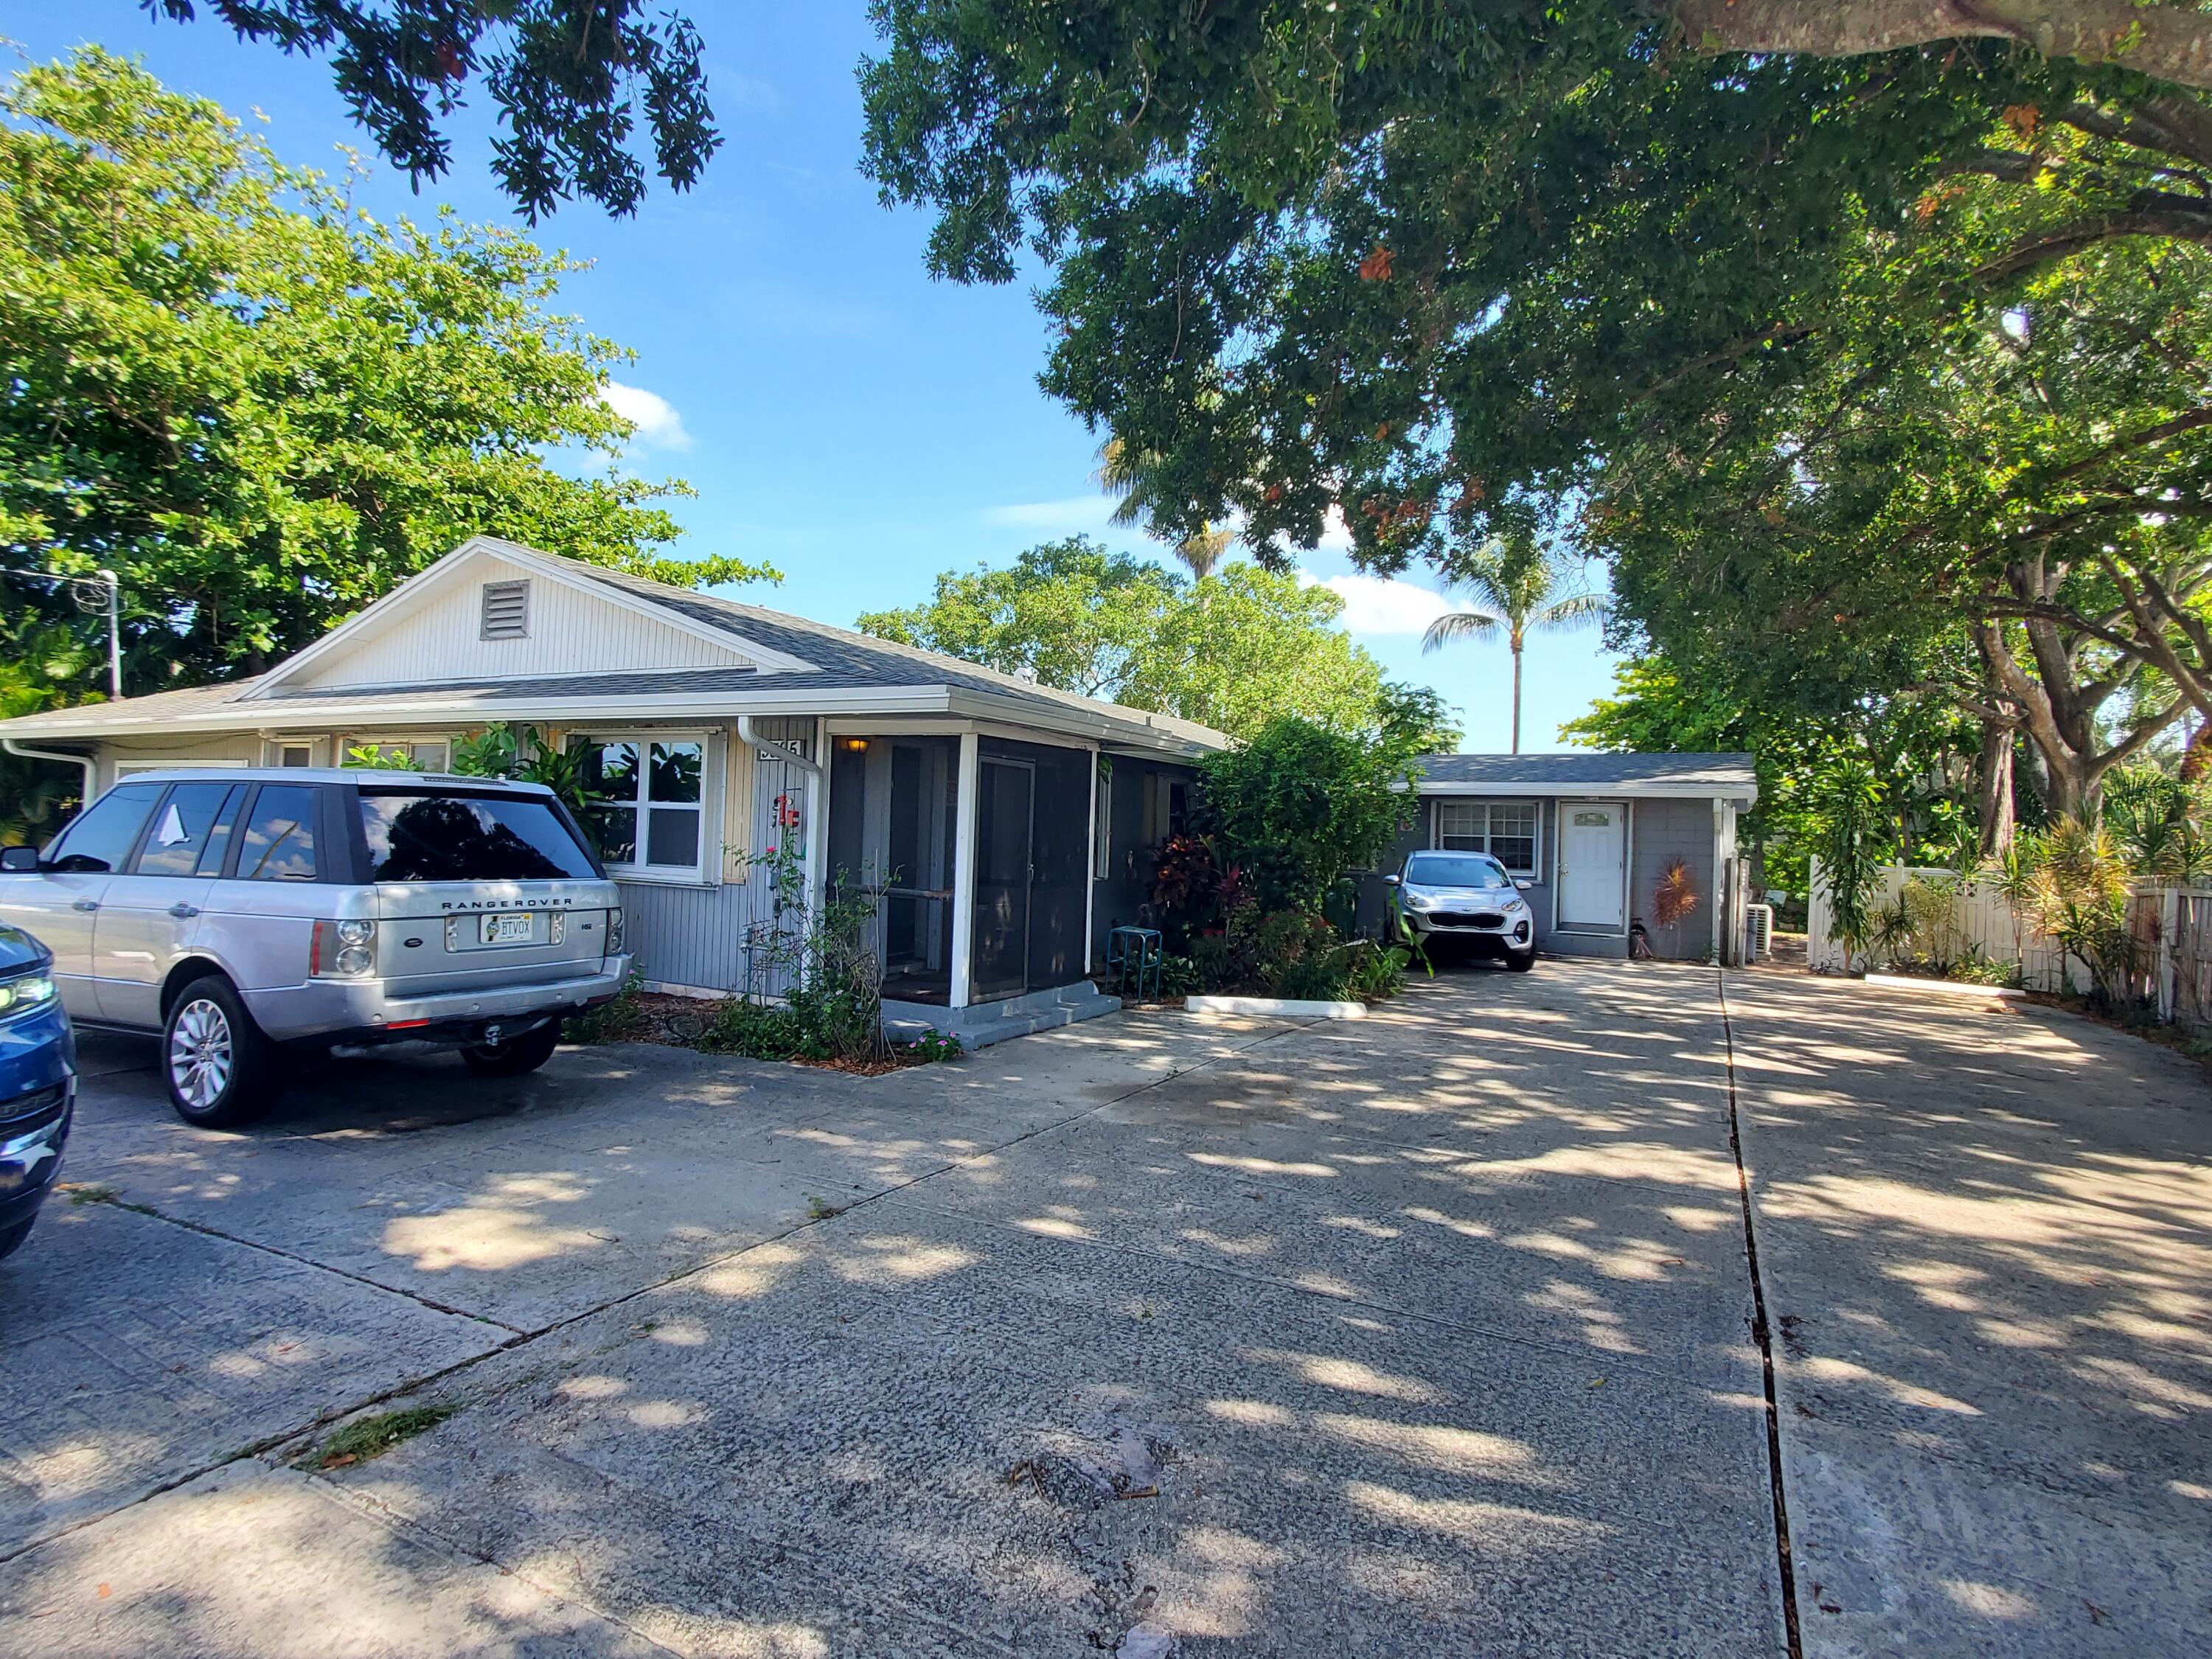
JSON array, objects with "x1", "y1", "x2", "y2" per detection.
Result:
[
  {"x1": 1140, "y1": 773, "x2": 1189, "y2": 847},
  {"x1": 480, "y1": 580, "x2": 530, "y2": 640},
  {"x1": 1092, "y1": 766, "x2": 1111, "y2": 880},
  {"x1": 344, "y1": 737, "x2": 451, "y2": 772},
  {"x1": 576, "y1": 737, "x2": 706, "y2": 881},
  {"x1": 1436, "y1": 799, "x2": 1539, "y2": 874}
]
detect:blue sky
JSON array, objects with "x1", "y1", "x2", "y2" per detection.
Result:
[{"x1": 6, "y1": 4, "x2": 1621, "y2": 753}]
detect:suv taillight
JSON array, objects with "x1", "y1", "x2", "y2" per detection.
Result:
[
  {"x1": 310, "y1": 918, "x2": 377, "y2": 978},
  {"x1": 605, "y1": 908, "x2": 625, "y2": 955}
]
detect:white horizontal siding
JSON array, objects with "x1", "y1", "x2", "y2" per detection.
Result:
[
  {"x1": 299, "y1": 554, "x2": 754, "y2": 689},
  {"x1": 95, "y1": 734, "x2": 264, "y2": 793}
]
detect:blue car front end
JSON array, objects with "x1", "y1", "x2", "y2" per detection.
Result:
[{"x1": 0, "y1": 923, "x2": 74, "y2": 1259}]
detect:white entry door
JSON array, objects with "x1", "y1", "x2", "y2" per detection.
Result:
[{"x1": 1557, "y1": 801, "x2": 1627, "y2": 931}]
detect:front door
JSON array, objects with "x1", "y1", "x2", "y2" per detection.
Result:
[
  {"x1": 1557, "y1": 801, "x2": 1627, "y2": 932},
  {"x1": 971, "y1": 757, "x2": 1034, "y2": 1000}
]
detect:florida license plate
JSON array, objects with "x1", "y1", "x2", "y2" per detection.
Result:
[{"x1": 480, "y1": 913, "x2": 535, "y2": 946}]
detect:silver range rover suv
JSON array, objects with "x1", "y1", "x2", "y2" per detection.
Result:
[{"x1": 0, "y1": 769, "x2": 632, "y2": 1127}]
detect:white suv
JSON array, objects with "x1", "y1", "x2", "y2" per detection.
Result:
[{"x1": 0, "y1": 770, "x2": 630, "y2": 1126}]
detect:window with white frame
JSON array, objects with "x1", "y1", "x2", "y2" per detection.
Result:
[
  {"x1": 1092, "y1": 765, "x2": 1111, "y2": 879},
  {"x1": 343, "y1": 737, "x2": 451, "y2": 772},
  {"x1": 575, "y1": 736, "x2": 706, "y2": 880},
  {"x1": 1436, "y1": 799, "x2": 1538, "y2": 874}
]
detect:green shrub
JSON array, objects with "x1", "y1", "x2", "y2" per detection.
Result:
[
  {"x1": 1339, "y1": 941, "x2": 1411, "y2": 1003},
  {"x1": 1195, "y1": 715, "x2": 1421, "y2": 913},
  {"x1": 565, "y1": 972, "x2": 650, "y2": 1044},
  {"x1": 895, "y1": 1030, "x2": 964, "y2": 1063},
  {"x1": 695, "y1": 996, "x2": 804, "y2": 1059}
]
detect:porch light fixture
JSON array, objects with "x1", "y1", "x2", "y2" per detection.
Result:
[{"x1": 841, "y1": 737, "x2": 869, "y2": 753}]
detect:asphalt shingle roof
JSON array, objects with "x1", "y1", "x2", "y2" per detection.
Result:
[
  {"x1": 1414, "y1": 751, "x2": 1755, "y2": 792},
  {"x1": 0, "y1": 542, "x2": 1224, "y2": 748}
]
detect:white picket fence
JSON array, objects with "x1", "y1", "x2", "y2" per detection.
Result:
[{"x1": 1807, "y1": 860, "x2": 2081, "y2": 990}]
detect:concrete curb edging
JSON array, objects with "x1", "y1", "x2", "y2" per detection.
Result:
[
  {"x1": 1860, "y1": 972, "x2": 2025, "y2": 1001},
  {"x1": 1184, "y1": 995, "x2": 1369, "y2": 1020}
]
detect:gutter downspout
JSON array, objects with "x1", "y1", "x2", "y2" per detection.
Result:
[
  {"x1": 1712, "y1": 796, "x2": 1728, "y2": 967},
  {"x1": 736, "y1": 714, "x2": 825, "y2": 923},
  {"x1": 3, "y1": 738, "x2": 97, "y2": 809}
]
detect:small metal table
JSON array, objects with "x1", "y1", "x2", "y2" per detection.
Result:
[{"x1": 1105, "y1": 925, "x2": 1165, "y2": 1000}]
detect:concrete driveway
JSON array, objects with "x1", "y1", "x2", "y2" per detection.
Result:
[{"x1": 0, "y1": 959, "x2": 2202, "y2": 1656}]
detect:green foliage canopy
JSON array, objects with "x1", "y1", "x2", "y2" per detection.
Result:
[
  {"x1": 855, "y1": 537, "x2": 1458, "y2": 745},
  {"x1": 145, "y1": 1, "x2": 720, "y2": 220},
  {"x1": 0, "y1": 51, "x2": 773, "y2": 711},
  {"x1": 1195, "y1": 714, "x2": 1422, "y2": 914},
  {"x1": 860, "y1": 6, "x2": 2212, "y2": 807},
  {"x1": 860, "y1": 5, "x2": 2153, "y2": 568}
]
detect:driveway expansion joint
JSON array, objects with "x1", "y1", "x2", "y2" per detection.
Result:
[{"x1": 1718, "y1": 968, "x2": 1804, "y2": 1659}]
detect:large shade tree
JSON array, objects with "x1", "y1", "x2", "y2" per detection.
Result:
[
  {"x1": 862, "y1": 5, "x2": 2212, "y2": 560},
  {"x1": 143, "y1": 1, "x2": 719, "y2": 219},
  {"x1": 860, "y1": 4, "x2": 2212, "y2": 813},
  {"x1": 855, "y1": 537, "x2": 1458, "y2": 745},
  {"x1": 0, "y1": 50, "x2": 773, "y2": 714}
]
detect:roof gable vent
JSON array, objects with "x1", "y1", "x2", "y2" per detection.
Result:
[{"x1": 480, "y1": 580, "x2": 530, "y2": 640}]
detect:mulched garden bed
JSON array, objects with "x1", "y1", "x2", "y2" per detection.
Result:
[{"x1": 569, "y1": 992, "x2": 946, "y2": 1074}]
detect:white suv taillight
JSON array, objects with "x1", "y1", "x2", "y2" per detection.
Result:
[
  {"x1": 606, "y1": 908, "x2": 625, "y2": 954},
  {"x1": 310, "y1": 918, "x2": 378, "y2": 978}
]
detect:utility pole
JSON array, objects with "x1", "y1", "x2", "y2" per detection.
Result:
[
  {"x1": 1, "y1": 568, "x2": 125, "y2": 699},
  {"x1": 100, "y1": 569, "x2": 121, "y2": 700}
]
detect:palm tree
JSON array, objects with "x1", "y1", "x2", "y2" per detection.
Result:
[
  {"x1": 1422, "y1": 531, "x2": 1607, "y2": 753},
  {"x1": 1097, "y1": 438, "x2": 1231, "y2": 580}
]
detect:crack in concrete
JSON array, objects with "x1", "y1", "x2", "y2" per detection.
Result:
[
  {"x1": 1, "y1": 1016, "x2": 1312, "y2": 1571},
  {"x1": 1717, "y1": 968, "x2": 1806, "y2": 1659}
]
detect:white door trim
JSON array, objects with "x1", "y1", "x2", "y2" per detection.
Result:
[{"x1": 1554, "y1": 799, "x2": 1630, "y2": 936}]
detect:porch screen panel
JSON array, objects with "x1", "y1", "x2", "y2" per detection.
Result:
[{"x1": 982, "y1": 736, "x2": 1090, "y2": 992}]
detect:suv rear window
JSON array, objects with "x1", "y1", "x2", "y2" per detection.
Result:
[{"x1": 358, "y1": 790, "x2": 599, "y2": 883}]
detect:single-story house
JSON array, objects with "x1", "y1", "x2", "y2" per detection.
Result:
[
  {"x1": 0, "y1": 537, "x2": 1224, "y2": 1046},
  {"x1": 1360, "y1": 751, "x2": 1760, "y2": 965}
]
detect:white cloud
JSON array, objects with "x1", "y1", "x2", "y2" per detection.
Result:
[
  {"x1": 1307, "y1": 571, "x2": 1475, "y2": 636},
  {"x1": 600, "y1": 382, "x2": 692, "y2": 451},
  {"x1": 983, "y1": 495, "x2": 1120, "y2": 533}
]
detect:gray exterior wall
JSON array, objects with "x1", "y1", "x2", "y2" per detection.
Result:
[
  {"x1": 1626, "y1": 794, "x2": 1719, "y2": 963},
  {"x1": 1354, "y1": 791, "x2": 1722, "y2": 964}
]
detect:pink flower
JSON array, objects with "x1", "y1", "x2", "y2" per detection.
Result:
[{"x1": 764, "y1": 845, "x2": 776, "y2": 857}]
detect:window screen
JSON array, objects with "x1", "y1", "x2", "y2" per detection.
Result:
[
  {"x1": 576, "y1": 737, "x2": 703, "y2": 875},
  {"x1": 237, "y1": 785, "x2": 319, "y2": 881}
]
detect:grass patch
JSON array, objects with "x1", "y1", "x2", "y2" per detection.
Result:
[
  {"x1": 64, "y1": 1183, "x2": 119, "y2": 1206},
  {"x1": 315, "y1": 1403, "x2": 459, "y2": 1469},
  {"x1": 804, "y1": 1194, "x2": 848, "y2": 1222}
]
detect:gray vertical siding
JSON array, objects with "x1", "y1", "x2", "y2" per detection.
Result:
[
  {"x1": 1627, "y1": 795, "x2": 1718, "y2": 962},
  {"x1": 1354, "y1": 791, "x2": 1720, "y2": 962}
]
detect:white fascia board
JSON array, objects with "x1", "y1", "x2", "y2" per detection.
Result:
[
  {"x1": 1412, "y1": 779, "x2": 1753, "y2": 801},
  {"x1": 3, "y1": 683, "x2": 959, "y2": 740},
  {"x1": 485, "y1": 542, "x2": 821, "y2": 676},
  {"x1": 943, "y1": 689, "x2": 1224, "y2": 757}
]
